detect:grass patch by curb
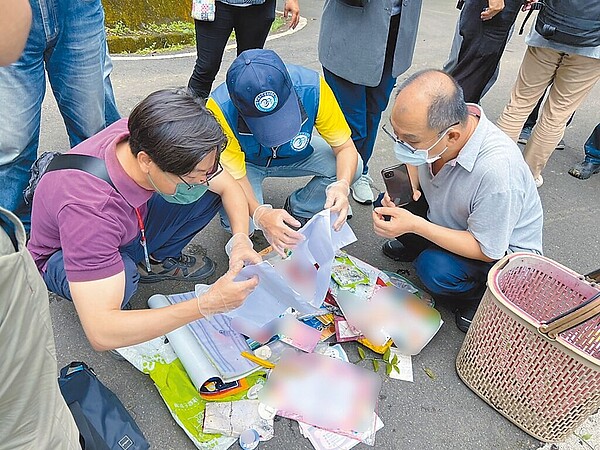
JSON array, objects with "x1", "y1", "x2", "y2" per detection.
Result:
[{"x1": 107, "y1": 16, "x2": 286, "y2": 55}]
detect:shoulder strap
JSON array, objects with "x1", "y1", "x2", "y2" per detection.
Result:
[{"x1": 46, "y1": 154, "x2": 116, "y2": 191}]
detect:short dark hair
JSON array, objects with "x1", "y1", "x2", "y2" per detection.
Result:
[
  {"x1": 397, "y1": 69, "x2": 468, "y2": 132},
  {"x1": 128, "y1": 88, "x2": 226, "y2": 176}
]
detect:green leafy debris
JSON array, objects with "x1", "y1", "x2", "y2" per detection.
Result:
[{"x1": 357, "y1": 346, "x2": 366, "y2": 360}]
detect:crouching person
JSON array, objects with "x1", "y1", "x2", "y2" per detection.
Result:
[
  {"x1": 374, "y1": 70, "x2": 543, "y2": 332},
  {"x1": 27, "y1": 89, "x2": 260, "y2": 351}
]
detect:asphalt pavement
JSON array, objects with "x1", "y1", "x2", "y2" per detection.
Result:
[{"x1": 42, "y1": 0, "x2": 600, "y2": 448}]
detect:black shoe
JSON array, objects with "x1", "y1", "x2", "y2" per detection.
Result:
[
  {"x1": 138, "y1": 253, "x2": 215, "y2": 283},
  {"x1": 381, "y1": 240, "x2": 420, "y2": 262},
  {"x1": 455, "y1": 307, "x2": 477, "y2": 333},
  {"x1": 568, "y1": 160, "x2": 600, "y2": 180},
  {"x1": 283, "y1": 197, "x2": 310, "y2": 228}
]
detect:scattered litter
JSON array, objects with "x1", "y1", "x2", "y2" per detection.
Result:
[
  {"x1": 239, "y1": 429, "x2": 260, "y2": 449},
  {"x1": 203, "y1": 400, "x2": 273, "y2": 439},
  {"x1": 298, "y1": 414, "x2": 384, "y2": 449},
  {"x1": 423, "y1": 367, "x2": 437, "y2": 380},
  {"x1": 258, "y1": 350, "x2": 381, "y2": 438},
  {"x1": 387, "y1": 349, "x2": 414, "y2": 382},
  {"x1": 336, "y1": 287, "x2": 442, "y2": 355}
]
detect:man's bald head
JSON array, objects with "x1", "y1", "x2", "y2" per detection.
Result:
[{"x1": 393, "y1": 69, "x2": 468, "y2": 133}]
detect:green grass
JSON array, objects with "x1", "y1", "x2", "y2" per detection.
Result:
[{"x1": 107, "y1": 15, "x2": 288, "y2": 54}]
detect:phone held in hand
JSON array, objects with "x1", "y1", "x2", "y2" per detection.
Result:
[{"x1": 381, "y1": 163, "x2": 413, "y2": 207}]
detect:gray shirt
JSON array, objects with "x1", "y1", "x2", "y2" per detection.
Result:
[
  {"x1": 526, "y1": 26, "x2": 600, "y2": 60},
  {"x1": 418, "y1": 105, "x2": 543, "y2": 260}
]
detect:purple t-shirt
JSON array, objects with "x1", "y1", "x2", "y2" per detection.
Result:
[{"x1": 28, "y1": 119, "x2": 153, "y2": 282}]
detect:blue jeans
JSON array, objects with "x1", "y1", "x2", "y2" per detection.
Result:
[
  {"x1": 414, "y1": 247, "x2": 495, "y2": 308},
  {"x1": 584, "y1": 123, "x2": 600, "y2": 164},
  {"x1": 322, "y1": 13, "x2": 399, "y2": 176},
  {"x1": 246, "y1": 134, "x2": 361, "y2": 219},
  {"x1": 42, "y1": 192, "x2": 223, "y2": 306},
  {"x1": 0, "y1": 0, "x2": 116, "y2": 231}
]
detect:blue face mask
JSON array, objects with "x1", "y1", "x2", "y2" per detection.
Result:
[
  {"x1": 147, "y1": 173, "x2": 209, "y2": 204},
  {"x1": 393, "y1": 132, "x2": 449, "y2": 166}
]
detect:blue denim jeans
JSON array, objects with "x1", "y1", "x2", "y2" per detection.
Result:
[
  {"x1": 0, "y1": 0, "x2": 115, "y2": 231},
  {"x1": 247, "y1": 135, "x2": 361, "y2": 218},
  {"x1": 42, "y1": 192, "x2": 223, "y2": 306},
  {"x1": 584, "y1": 123, "x2": 600, "y2": 165},
  {"x1": 322, "y1": 13, "x2": 399, "y2": 176}
]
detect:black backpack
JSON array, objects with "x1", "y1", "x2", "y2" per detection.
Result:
[
  {"x1": 534, "y1": 0, "x2": 600, "y2": 47},
  {"x1": 59, "y1": 362, "x2": 150, "y2": 450}
]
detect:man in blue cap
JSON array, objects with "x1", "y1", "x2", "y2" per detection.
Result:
[{"x1": 207, "y1": 49, "x2": 361, "y2": 256}]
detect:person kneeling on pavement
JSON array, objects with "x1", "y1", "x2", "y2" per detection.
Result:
[
  {"x1": 207, "y1": 49, "x2": 361, "y2": 256},
  {"x1": 27, "y1": 89, "x2": 261, "y2": 351},
  {"x1": 373, "y1": 69, "x2": 543, "y2": 332}
]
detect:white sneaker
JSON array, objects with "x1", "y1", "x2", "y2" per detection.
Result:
[
  {"x1": 351, "y1": 174, "x2": 374, "y2": 204},
  {"x1": 534, "y1": 175, "x2": 543, "y2": 188}
]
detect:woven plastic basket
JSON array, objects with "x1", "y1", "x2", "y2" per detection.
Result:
[{"x1": 456, "y1": 253, "x2": 600, "y2": 442}]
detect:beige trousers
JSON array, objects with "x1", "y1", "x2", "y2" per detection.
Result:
[
  {"x1": 0, "y1": 208, "x2": 80, "y2": 450},
  {"x1": 496, "y1": 46, "x2": 600, "y2": 178}
]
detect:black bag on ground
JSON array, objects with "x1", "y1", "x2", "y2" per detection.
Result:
[
  {"x1": 535, "y1": 0, "x2": 600, "y2": 47},
  {"x1": 58, "y1": 362, "x2": 150, "y2": 450}
]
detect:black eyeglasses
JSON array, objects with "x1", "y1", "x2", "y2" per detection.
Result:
[
  {"x1": 381, "y1": 122, "x2": 460, "y2": 153},
  {"x1": 172, "y1": 152, "x2": 223, "y2": 189}
]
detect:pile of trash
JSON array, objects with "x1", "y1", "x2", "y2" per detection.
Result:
[{"x1": 117, "y1": 210, "x2": 442, "y2": 449}]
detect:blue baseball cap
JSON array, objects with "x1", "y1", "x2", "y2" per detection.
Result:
[{"x1": 226, "y1": 49, "x2": 302, "y2": 147}]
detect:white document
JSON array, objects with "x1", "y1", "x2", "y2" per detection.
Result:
[
  {"x1": 298, "y1": 414, "x2": 384, "y2": 449},
  {"x1": 388, "y1": 349, "x2": 414, "y2": 382}
]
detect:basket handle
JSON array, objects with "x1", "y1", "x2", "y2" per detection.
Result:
[{"x1": 538, "y1": 291, "x2": 600, "y2": 339}]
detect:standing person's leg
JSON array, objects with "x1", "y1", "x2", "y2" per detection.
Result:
[
  {"x1": 496, "y1": 46, "x2": 562, "y2": 142},
  {"x1": 362, "y1": 12, "x2": 399, "y2": 171},
  {"x1": 233, "y1": 0, "x2": 275, "y2": 54},
  {"x1": 46, "y1": 0, "x2": 106, "y2": 148},
  {"x1": 322, "y1": 69, "x2": 369, "y2": 202},
  {"x1": 523, "y1": 53, "x2": 600, "y2": 180},
  {"x1": 103, "y1": 40, "x2": 120, "y2": 126},
  {"x1": 569, "y1": 122, "x2": 600, "y2": 179},
  {"x1": 0, "y1": 0, "x2": 47, "y2": 232},
  {"x1": 449, "y1": 0, "x2": 520, "y2": 103},
  {"x1": 188, "y1": 3, "x2": 235, "y2": 99}
]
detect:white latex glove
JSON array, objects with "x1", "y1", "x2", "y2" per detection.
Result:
[
  {"x1": 324, "y1": 179, "x2": 350, "y2": 231},
  {"x1": 225, "y1": 233, "x2": 261, "y2": 268},
  {"x1": 195, "y1": 262, "x2": 258, "y2": 318},
  {"x1": 253, "y1": 204, "x2": 304, "y2": 257}
]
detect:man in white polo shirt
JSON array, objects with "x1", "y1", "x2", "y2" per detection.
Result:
[{"x1": 373, "y1": 69, "x2": 543, "y2": 332}]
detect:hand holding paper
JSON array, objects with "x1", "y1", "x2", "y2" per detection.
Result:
[
  {"x1": 324, "y1": 180, "x2": 350, "y2": 231},
  {"x1": 196, "y1": 262, "x2": 258, "y2": 318},
  {"x1": 253, "y1": 204, "x2": 304, "y2": 257}
]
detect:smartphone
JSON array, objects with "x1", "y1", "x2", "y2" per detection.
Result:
[{"x1": 381, "y1": 163, "x2": 413, "y2": 207}]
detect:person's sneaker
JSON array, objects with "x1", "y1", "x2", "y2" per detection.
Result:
[
  {"x1": 138, "y1": 253, "x2": 215, "y2": 283},
  {"x1": 568, "y1": 160, "x2": 600, "y2": 180},
  {"x1": 534, "y1": 175, "x2": 543, "y2": 188},
  {"x1": 455, "y1": 307, "x2": 477, "y2": 333},
  {"x1": 517, "y1": 126, "x2": 532, "y2": 145},
  {"x1": 381, "y1": 239, "x2": 420, "y2": 262},
  {"x1": 351, "y1": 174, "x2": 375, "y2": 204},
  {"x1": 283, "y1": 197, "x2": 310, "y2": 228},
  {"x1": 555, "y1": 138, "x2": 565, "y2": 150}
]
